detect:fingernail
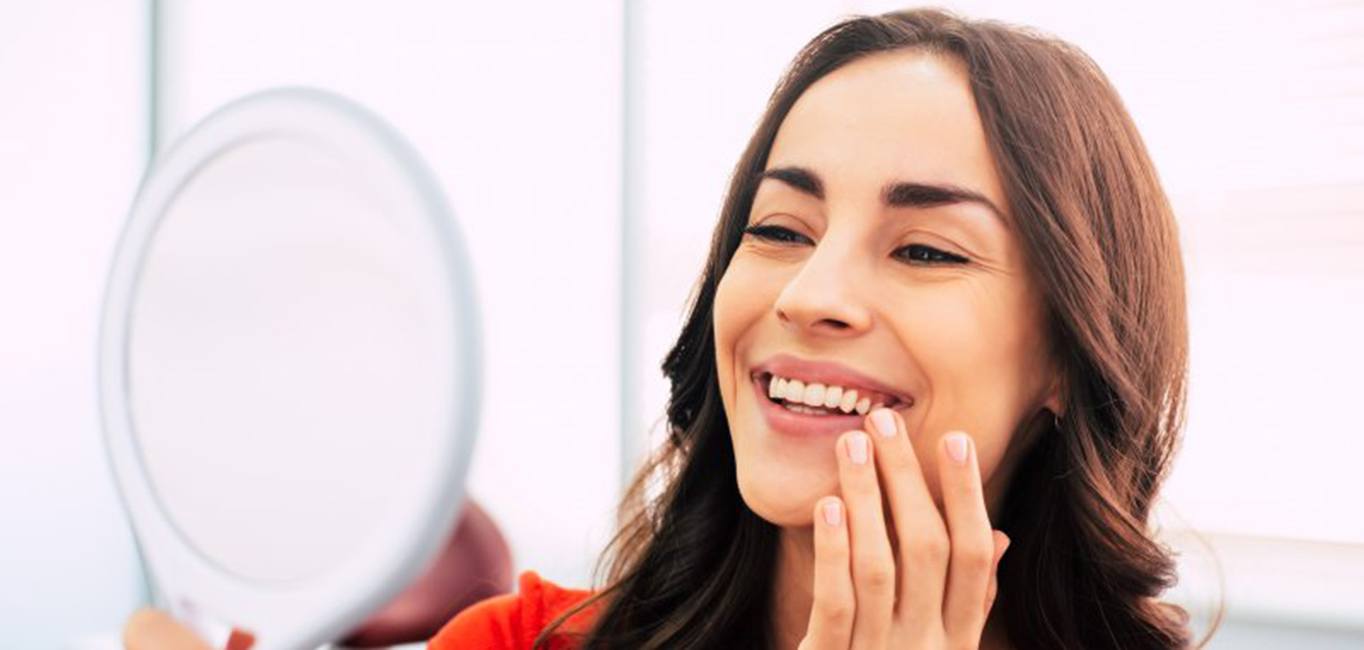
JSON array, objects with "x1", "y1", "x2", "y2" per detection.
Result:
[
  {"x1": 945, "y1": 433, "x2": 970, "y2": 465},
  {"x1": 226, "y1": 629, "x2": 257, "y2": 650},
  {"x1": 847, "y1": 432, "x2": 869, "y2": 465},
  {"x1": 870, "y1": 408, "x2": 896, "y2": 438},
  {"x1": 822, "y1": 500, "x2": 842, "y2": 526}
]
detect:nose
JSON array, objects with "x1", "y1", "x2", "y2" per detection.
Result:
[{"x1": 773, "y1": 234, "x2": 873, "y2": 338}]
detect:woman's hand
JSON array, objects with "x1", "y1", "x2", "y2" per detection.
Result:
[
  {"x1": 123, "y1": 608, "x2": 254, "y2": 650},
  {"x1": 123, "y1": 609, "x2": 213, "y2": 650},
  {"x1": 799, "y1": 408, "x2": 1010, "y2": 650}
]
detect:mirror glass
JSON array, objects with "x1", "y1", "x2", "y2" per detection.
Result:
[{"x1": 127, "y1": 134, "x2": 458, "y2": 584}]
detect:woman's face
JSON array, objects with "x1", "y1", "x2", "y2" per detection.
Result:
[{"x1": 713, "y1": 50, "x2": 1061, "y2": 527}]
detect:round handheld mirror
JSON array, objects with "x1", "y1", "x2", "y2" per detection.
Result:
[{"x1": 99, "y1": 87, "x2": 481, "y2": 649}]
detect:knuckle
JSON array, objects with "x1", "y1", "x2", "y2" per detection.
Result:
[
  {"x1": 856, "y1": 562, "x2": 895, "y2": 592},
  {"x1": 954, "y1": 540, "x2": 995, "y2": 572},
  {"x1": 905, "y1": 532, "x2": 951, "y2": 565},
  {"x1": 819, "y1": 600, "x2": 854, "y2": 626}
]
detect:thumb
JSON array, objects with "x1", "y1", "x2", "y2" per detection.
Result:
[{"x1": 983, "y1": 530, "x2": 1010, "y2": 615}]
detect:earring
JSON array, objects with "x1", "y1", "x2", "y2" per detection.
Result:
[{"x1": 1052, "y1": 410, "x2": 1063, "y2": 431}]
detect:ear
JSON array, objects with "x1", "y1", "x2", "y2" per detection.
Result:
[{"x1": 1041, "y1": 370, "x2": 1065, "y2": 419}]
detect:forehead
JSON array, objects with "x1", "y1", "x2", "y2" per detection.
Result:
[{"x1": 766, "y1": 50, "x2": 1006, "y2": 213}]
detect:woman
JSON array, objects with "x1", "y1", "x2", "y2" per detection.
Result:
[
  {"x1": 433, "y1": 7, "x2": 1201, "y2": 649},
  {"x1": 129, "y1": 8, "x2": 1204, "y2": 650}
]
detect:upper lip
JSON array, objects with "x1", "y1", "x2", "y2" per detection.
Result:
[{"x1": 751, "y1": 353, "x2": 915, "y2": 407}]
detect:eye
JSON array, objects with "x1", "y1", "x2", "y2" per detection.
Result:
[
  {"x1": 742, "y1": 224, "x2": 812, "y2": 245},
  {"x1": 894, "y1": 244, "x2": 970, "y2": 265},
  {"x1": 744, "y1": 224, "x2": 970, "y2": 266}
]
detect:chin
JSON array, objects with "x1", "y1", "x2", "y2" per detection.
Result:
[{"x1": 734, "y1": 457, "x2": 837, "y2": 527}]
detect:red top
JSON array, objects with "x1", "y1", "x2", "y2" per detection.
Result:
[{"x1": 428, "y1": 570, "x2": 598, "y2": 649}]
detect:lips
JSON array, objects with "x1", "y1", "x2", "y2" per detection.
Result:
[
  {"x1": 750, "y1": 353, "x2": 915, "y2": 407},
  {"x1": 748, "y1": 353, "x2": 915, "y2": 438}
]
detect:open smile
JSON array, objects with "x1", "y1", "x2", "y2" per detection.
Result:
[{"x1": 749, "y1": 367, "x2": 914, "y2": 438}]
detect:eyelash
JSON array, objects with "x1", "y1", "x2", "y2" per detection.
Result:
[{"x1": 742, "y1": 224, "x2": 970, "y2": 266}]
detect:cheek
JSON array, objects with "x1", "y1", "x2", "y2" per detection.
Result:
[
  {"x1": 714, "y1": 256, "x2": 836, "y2": 526},
  {"x1": 712, "y1": 258, "x2": 767, "y2": 409},
  {"x1": 715, "y1": 254, "x2": 784, "y2": 329},
  {"x1": 895, "y1": 283, "x2": 1048, "y2": 479}
]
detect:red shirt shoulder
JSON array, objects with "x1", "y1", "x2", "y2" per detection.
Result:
[{"x1": 429, "y1": 570, "x2": 598, "y2": 650}]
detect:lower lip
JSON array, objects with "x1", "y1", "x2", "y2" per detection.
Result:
[{"x1": 752, "y1": 373, "x2": 877, "y2": 438}]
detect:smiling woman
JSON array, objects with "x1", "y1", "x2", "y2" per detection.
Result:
[
  {"x1": 719, "y1": 44, "x2": 1055, "y2": 532},
  {"x1": 449, "y1": 7, "x2": 1202, "y2": 649}
]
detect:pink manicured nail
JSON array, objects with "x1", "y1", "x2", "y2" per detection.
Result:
[
  {"x1": 870, "y1": 409, "x2": 896, "y2": 438},
  {"x1": 945, "y1": 433, "x2": 970, "y2": 465},
  {"x1": 822, "y1": 500, "x2": 842, "y2": 526},
  {"x1": 847, "y1": 433, "x2": 869, "y2": 464}
]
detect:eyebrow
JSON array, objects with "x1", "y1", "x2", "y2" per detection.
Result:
[{"x1": 758, "y1": 165, "x2": 1006, "y2": 222}]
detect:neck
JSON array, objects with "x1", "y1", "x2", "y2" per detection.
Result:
[{"x1": 767, "y1": 525, "x2": 1012, "y2": 650}]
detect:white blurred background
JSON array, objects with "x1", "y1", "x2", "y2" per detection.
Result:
[{"x1": 2, "y1": 0, "x2": 1361, "y2": 647}]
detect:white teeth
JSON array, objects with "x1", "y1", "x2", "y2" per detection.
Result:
[
  {"x1": 823, "y1": 385, "x2": 843, "y2": 409},
  {"x1": 802, "y1": 383, "x2": 825, "y2": 406},
  {"x1": 784, "y1": 402, "x2": 836, "y2": 416},
  {"x1": 766, "y1": 373, "x2": 906, "y2": 415},
  {"x1": 769, "y1": 376, "x2": 785, "y2": 400},
  {"x1": 839, "y1": 389, "x2": 859, "y2": 413}
]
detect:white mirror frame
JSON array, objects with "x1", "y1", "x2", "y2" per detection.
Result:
[{"x1": 98, "y1": 87, "x2": 482, "y2": 650}]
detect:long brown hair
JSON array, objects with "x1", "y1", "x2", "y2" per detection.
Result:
[{"x1": 538, "y1": 8, "x2": 1212, "y2": 649}]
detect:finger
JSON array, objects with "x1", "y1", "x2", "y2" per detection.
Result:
[
  {"x1": 123, "y1": 608, "x2": 214, "y2": 650},
  {"x1": 983, "y1": 530, "x2": 1010, "y2": 616},
  {"x1": 864, "y1": 407, "x2": 950, "y2": 625},
  {"x1": 802, "y1": 496, "x2": 855, "y2": 649},
  {"x1": 937, "y1": 432, "x2": 997, "y2": 642},
  {"x1": 837, "y1": 430, "x2": 895, "y2": 648}
]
